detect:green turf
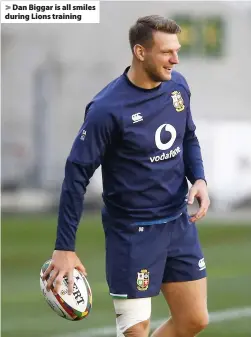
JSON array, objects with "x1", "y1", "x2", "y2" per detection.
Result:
[{"x1": 2, "y1": 214, "x2": 251, "y2": 337}]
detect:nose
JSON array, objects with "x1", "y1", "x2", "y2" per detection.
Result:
[{"x1": 170, "y1": 52, "x2": 179, "y2": 65}]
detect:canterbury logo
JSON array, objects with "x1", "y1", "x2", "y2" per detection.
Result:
[{"x1": 132, "y1": 113, "x2": 143, "y2": 123}]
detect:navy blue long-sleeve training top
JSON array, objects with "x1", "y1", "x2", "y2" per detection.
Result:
[{"x1": 55, "y1": 67, "x2": 206, "y2": 251}]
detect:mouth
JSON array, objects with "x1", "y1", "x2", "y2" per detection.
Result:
[{"x1": 163, "y1": 67, "x2": 172, "y2": 73}]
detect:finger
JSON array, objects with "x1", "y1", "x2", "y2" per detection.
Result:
[
  {"x1": 195, "y1": 208, "x2": 207, "y2": 221},
  {"x1": 54, "y1": 271, "x2": 65, "y2": 294},
  {"x1": 189, "y1": 213, "x2": 197, "y2": 223},
  {"x1": 187, "y1": 188, "x2": 196, "y2": 205},
  {"x1": 197, "y1": 205, "x2": 208, "y2": 219},
  {"x1": 189, "y1": 211, "x2": 205, "y2": 222},
  {"x1": 46, "y1": 269, "x2": 59, "y2": 292},
  {"x1": 42, "y1": 263, "x2": 54, "y2": 280},
  {"x1": 67, "y1": 271, "x2": 74, "y2": 295},
  {"x1": 191, "y1": 202, "x2": 209, "y2": 222},
  {"x1": 197, "y1": 197, "x2": 210, "y2": 216},
  {"x1": 76, "y1": 264, "x2": 87, "y2": 276}
]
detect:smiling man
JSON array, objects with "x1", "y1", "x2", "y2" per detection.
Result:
[{"x1": 43, "y1": 15, "x2": 210, "y2": 337}]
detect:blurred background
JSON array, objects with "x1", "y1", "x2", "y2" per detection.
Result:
[{"x1": 1, "y1": 1, "x2": 251, "y2": 337}]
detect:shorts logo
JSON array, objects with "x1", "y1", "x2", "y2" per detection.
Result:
[
  {"x1": 198, "y1": 258, "x2": 206, "y2": 271},
  {"x1": 80, "y1": 129, "x2": 86, "y2": 140},
  {"x1": 137, "y1": 269, "x2": 150, "y2": 291},
  {"x1": 171, "y1": 91, "x2": 185, "y2": 112}
]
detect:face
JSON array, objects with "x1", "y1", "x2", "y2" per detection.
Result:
[{"x1": 135, "y1": 31, "x2": 181, "y2": 82}]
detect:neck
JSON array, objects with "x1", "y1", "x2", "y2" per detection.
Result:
[{"x1": 126, "y1": 60, "x2": 161, "y2": 90}]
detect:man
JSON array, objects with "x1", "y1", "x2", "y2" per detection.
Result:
[{"x1": 43, "y1": 15, "x2": 210, "y2": 337}]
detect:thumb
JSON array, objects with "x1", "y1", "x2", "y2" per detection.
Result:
[{"x1": 188, "y1": 187, "x2": 196, "y2": 205}]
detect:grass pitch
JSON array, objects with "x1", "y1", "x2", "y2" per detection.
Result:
[{"x1": 2, "y1": 213, "x2": 251, "y2": 337}]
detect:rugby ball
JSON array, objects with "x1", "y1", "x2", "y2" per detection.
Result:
[{"x1": 40, "y1": 259, "x2": 92, "y2": 321}]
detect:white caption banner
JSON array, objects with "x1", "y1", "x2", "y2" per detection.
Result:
[{"x1": 1, "y1": 1, "x2": 100, "y2": 23}]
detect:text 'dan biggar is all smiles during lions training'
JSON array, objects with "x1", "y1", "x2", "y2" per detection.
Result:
[{"x1": 2, "y1": 2, "x2": 100, "y2": 23}]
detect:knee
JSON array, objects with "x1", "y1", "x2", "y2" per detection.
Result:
[
  {"x1": 123, "y1": 319, "x2": 150, "y2": 337},
  {"x1": 177, "y1": 312, "x2": 209, "y2": 336},
  {"x1": 191, "y1": 313, "x2": 209, "y2": 333},
  {"x1": 114, "y1": 298, "x2": 151, "y2": 337}
]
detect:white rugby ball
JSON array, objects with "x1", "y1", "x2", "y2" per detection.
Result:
[{"x1": 40, "y1": 259, "x2": 92, "y2": 321}]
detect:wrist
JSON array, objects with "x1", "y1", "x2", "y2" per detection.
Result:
[
  {"x1": 54, "y1": 245, "x2": 75, "y2": 252},
  {"x1": 55, "y1": 236, "x2": 76, "y2": 252},
  {"x1": 194, "y1": 178, "x2": 207, "y2": 185}
]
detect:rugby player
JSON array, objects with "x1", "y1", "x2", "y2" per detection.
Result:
[{"x1": 43, "y1": 15, "x2": 210, "y2": 337}]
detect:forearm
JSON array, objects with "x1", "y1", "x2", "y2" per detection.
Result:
[
  {"x1": 183, "y1": 136, "x2": 206, "y2": 185},
  {"x1": 55, "y1": 159, "x2": 90, "y2": 251}
]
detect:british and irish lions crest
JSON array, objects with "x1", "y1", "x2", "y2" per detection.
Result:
[
  {"x1": 137, "y1": 269, "x2": 150, "y2": 291},
  {"x1": 171, "y1": 91, "x2": 185, "y2": 112}
]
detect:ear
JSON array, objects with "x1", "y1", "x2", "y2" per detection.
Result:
[{"x1": 133, "y1": 44, "x2": 145, "y2": 62}]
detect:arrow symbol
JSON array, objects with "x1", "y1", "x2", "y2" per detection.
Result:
[{"x1": 5, "y1": 5, "x2": 11, "y2": 10}]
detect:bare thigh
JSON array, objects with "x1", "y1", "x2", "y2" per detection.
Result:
[{"x1": 161, "y1": 278, "x2": 208, "y2": 325}]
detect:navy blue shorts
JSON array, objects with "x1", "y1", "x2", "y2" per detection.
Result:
[{"x1": 102, "y1": 209, "x2": 206, "y2": 299}]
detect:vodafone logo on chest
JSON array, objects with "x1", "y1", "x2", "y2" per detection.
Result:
[
  {"x1": 155, "y1": 124, "x2": 176, "y2": 150},
  {"x1": 150, "y1": 123, "x2": 181, "y2": 163}
]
